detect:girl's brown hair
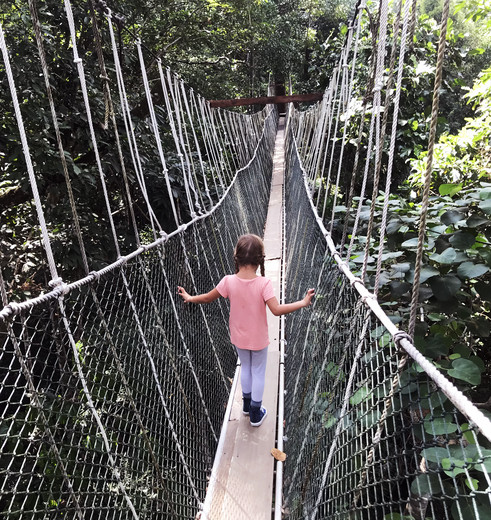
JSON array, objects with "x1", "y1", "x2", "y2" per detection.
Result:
[{"x1": 234, "y1": 234, "x2": 265, "y2": 276}]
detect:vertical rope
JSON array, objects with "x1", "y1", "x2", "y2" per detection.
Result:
[{"x1": 408, "y1": 0, "x2": 451, "y2": 337}]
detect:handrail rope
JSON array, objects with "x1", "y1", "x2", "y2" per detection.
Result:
[
  {"x1": 0, "y1": 22, "x2": 59, "y2": 283},
  {"x1": 136, "y1": 39, "x2": 180, "y2": 227},
  {"x1": 373, "y1": 0, "x2": 411, "y2": 296},
  {"x1": 0, "y1": 107, "x2": 275, "y2": 322},
  {"x1": 408, "y1": 0, "x2": 450, "y2": 338},
  {"x1": 289, "y1": 133, "x2": 491, "y2": 443},
  {"x1": 361, "y1": 0, "x2": 390, "y2": 282},
  {"x1": 29, "y1": 0, "x2": 90, "y2": 273},
  {"x1": 64, "y1": 0, "x2": 121, "y2": 258},
  {"x1": 106, "y1": 10, "x2": 163, "y2": 237}
]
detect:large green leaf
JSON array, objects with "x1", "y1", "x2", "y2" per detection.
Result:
[
  {"x1": 410, "y1": 473, "x2": 442, "y2": 496},
  {"x1": 449, "y1": 230, "x2": 475, "y2": 249},
  {"x1": 479, "y1": 187, "x2": 491, "y2": 200},
  {"x1": 441, "y1": 209, "x2": 465, "y2": 225},
  {"x1": 457, "y1": 261, "x2": 489, "y2": 279},
  {"x1": 430, "y1": 247, "x2": 457, "y2": 264},
  {"x1": 447, "y1": 358, "x2": 482, "y2": 385},
  {"x1": 424, "y1": 417, "x2": 458, "y2": 435},
  {"x1": 479, "y1": 199, "x2": 491, "y2": 214},
  {"x1": 466, "y1": 213, "x2": 489, "y2": 227},
  {"x1": 429, "y1": 275, "x2": 461, "y2": 301},
  {"x1": 439, "y1": 183, "x2": 463, "y2": 197}
]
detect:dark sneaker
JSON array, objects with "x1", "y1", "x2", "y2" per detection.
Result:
[
  {"x1": 243, "y1": 397, "x2": 251, "y2": 416},
  {"x1": 250, "y1": 406, "x2": 267, "y2": 427}
]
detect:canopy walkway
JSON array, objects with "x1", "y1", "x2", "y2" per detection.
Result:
[{"x1": 1, "y1": 1, "x2": 491, "y2": 519}]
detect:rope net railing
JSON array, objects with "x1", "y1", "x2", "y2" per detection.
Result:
[
  {"x1": 280, "y1": 0, "x2": 491, "y2": 518},
  {"x1": 0, "y1": 2, "x2": 278, "y2": 517}
]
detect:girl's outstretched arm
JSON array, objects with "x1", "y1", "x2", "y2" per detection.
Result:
[
  {"x1": 266, "y1": 289, "x2": 315, "y2": 316},
  {"x1": 177, "y1": 286, "x2": 221, "y2": 304}
]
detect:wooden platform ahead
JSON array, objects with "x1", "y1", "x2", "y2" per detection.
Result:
[{"x1": 202, "y1": 118, "x2": 286, "y2": 519}]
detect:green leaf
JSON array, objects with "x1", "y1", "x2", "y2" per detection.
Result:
[
  {"x1": 429, "y1": 275, "x2": 461, "y2": 301},
  {"x1": 430, "y1": 247, "x2": 457, "y2": 264},
  {"x1": 479, "y1": 187, "x2": 491, "y2": 200},
  {"x1": 439, "y1": 183, "x2": 462, "y2": 197},
  {"x1": 457, "y1": 261, "x2": 489, "y2": 279},
  {"x1": 441, "y1": 209, "x2": 465, "y2": 225},
  {"x1": 464, "y1": 477, "x2": 479, "y2": 491},
  {"x1": 466, "y1": 214, "x2": 489, "y2": 227},
  {"x1": 350, "y1": 385, "x2": 370, "y2": 406},
  {"x1": 479, "y1": 199, "x2": 491, "y2": 215},
  {"x1": 447, "y1": 358, "x2": 481, "y2": 385},
  {"x1": 441, "y1": 457, "x2": 469, "y2": 477},
  {"x1": 422, "y1": 447, "x2": 448, "y2": 463},
  {"x1": 410, "y1": 473, "x2": 442, "y2": 496},
  {"x1": 401, "y1": 237, "x2": 419, "y2": 248},
  {"x1": 424, "y1": 417, "x2": 458, "y2": 435},
  {"x1": 449, "y1": 231, "x2": 475, "y2": 249},
  {"x1": 419, "y1": 266, "x2": 439, "y2": 283}
]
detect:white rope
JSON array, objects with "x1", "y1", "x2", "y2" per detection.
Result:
[
  {"x1": 63, "y1": 0, "x2": 121, "y2": 257},
  {"x1": 361, "y1": 0, "x2": 390, "y2": 281},
  {"x1": 106, "y1": 11, "x2": 162, "y2": 237},
  {"x1": 373, "y1": 0, "x2": 412, "y2": 294},
  {"x1": 135, "y1": 39, "x2": 180, "y2": 227},
  {"x1": 290, "y1": 134, "x2": 491, "y2": 443},
  {"x1": 0, "y1": 22, "x2": 59, "y2": 283},
  {"x1": 179, "y1": 82, "x2": 213, "y2": 207}
]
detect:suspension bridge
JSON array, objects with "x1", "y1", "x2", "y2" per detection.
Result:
[{"x1": 1, "y1": 0, "x2": 491, "y2": 519}]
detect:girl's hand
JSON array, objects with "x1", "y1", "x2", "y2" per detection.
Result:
[
  {"x1": 303, "y1": 289, "x2": 315, "y2": 307},
  {"x1": 177, "y1": 286, "x2": 192, "y2": 303}
]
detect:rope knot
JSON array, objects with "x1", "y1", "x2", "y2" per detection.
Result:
[
  {"x1": 178, "y1": 224, "x2": 188, "y2": 233},
  {"x1": 393, "y1": 331, "x2": 413, "y2": 349},
  {"x1": 361, "y1": 292, "x2": 377, "y2": 303},
  {"x1": 88, "y1": 270, "x2": 101, "y2": 282},
  {"x1": 73, "y1": 58, "x2": 82, "y2": 64},
  {"x1": 117, "y1": 255, "x2": 128, "y2": 266},
  {"x1": 350, "y1": 276, "x2": 364, "y2": 287},
  {"x1": 4, "y1": 301, "x2": 21, "y2": 318},
  {"x1": 159, "y1": 231, "x2": 168, "y2": 241},
  {"x1": 372, "y1": 79, "x2": 384, "y2": 93},
  {"x1": 48, "y1": 277, "x2": 63, "y2": 289}
]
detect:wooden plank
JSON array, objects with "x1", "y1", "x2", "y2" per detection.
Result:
[{"x1": 209, "y1": 93, "x2": 323, "y2": 108}]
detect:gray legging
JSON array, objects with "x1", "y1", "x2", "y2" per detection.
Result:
[{"x1": 235, "y1": 345, "x2": 268, "y2": 405}]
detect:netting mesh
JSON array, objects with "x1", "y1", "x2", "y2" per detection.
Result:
[
  {"x1": 0, "y1": 111, "x2": 277, "y2": 519},
  {"x1": 282, "y1": 130, "x2": 491, "y2": 520}
]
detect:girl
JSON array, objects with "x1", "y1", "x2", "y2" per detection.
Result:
[{"x1": 177, "y1": 234, "x2": 314, "y2": 427}]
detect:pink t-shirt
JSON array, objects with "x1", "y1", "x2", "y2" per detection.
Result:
[{"x1": 216, "y1": 274, "x2": 275, "y2": 350}]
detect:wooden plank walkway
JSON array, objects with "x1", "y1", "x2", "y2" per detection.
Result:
[{"x1": 202, "y1": 117, "x2": 286, "y2": 519}]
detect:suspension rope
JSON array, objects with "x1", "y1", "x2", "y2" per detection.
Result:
[{"x1": 408, "y1": 0, "x2": 450, "y2": 338}]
